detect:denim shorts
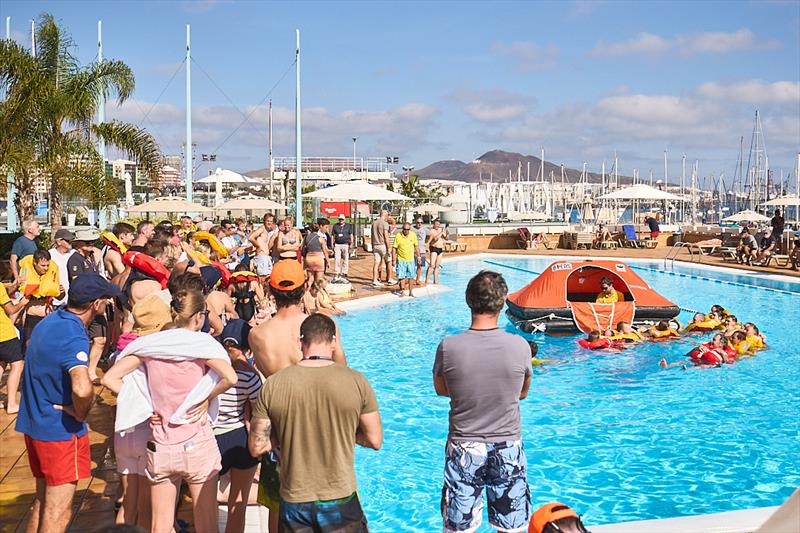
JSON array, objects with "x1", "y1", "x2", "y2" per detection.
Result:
[
  {"x1": 441, "y1": 440, "x2": 531, "y2": 533},
  {"x1": 280, "y1": 492, "x2": 368, "y2": 533}
]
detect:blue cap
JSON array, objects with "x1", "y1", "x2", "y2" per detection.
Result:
[
  {"x1": 219, "y1": 319, "x2": 251, "y2": 350},
  {"x1": 68, "y1": 273, "x2": 121, "y2": 306},
  {"x1": 200, "y1": 265, "x2": 223, "y2": 290}
]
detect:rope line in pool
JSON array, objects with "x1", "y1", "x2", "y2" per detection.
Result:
[{"x1": 631, "y1": 266, "x2": 800, "y2": 297}]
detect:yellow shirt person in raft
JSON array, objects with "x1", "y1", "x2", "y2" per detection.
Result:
[{"x1": 596, "y1": 276, "x2": 623, "y2": 303}]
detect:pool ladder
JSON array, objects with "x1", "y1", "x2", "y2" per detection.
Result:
[{"x1": 664, "y1": 242, "x2": 689, "y2": 269}]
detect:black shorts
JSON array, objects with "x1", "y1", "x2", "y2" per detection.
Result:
[
  {"x1": 23, "y1": 314, "x2": 45, "y2": 348},
  {"x1": 430, "y1": 246, "x2": 444, "y2": 255},
  {"x1": 215, "y1": 426, "x2": 259, "y2": 475},
  {"x1": 0, "y1": 337, "x2": 23, "y2": 363},
  {"x1": 88, "y1": 315, "x2": 108, "y2": 340}
]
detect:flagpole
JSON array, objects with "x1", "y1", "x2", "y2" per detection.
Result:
[
  {"x1": 294, "y1": 29, "x2": 302, "y2": 224},
  {"x1": 5, "y1": 17, "x2": 17, "y2": 231}
]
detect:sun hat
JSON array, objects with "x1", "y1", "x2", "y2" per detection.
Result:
[
  {"x1": 528, "y1": 502, "x2": 579, "y2": 533},
  {"x1": 132, "y1": 294, "x2": 172, "y2": 336},
  {"x1": 74, "y1": 228, "x2": 100, "y2": 242},
  {"x1": 269, "y1": 259, "x2": 306, "y2": 291},
  {"x1": 68, "y1": 273, "x2": 120, "y2": 306},
  {"x1": 54, "y1": 228, "x2": 76, "y2": 242}
]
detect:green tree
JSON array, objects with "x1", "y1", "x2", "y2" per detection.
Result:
[{"x1": 0, "y1": 13, "x2": 162, "y2": 227}]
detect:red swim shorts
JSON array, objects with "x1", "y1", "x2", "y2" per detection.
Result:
[{"x1": 25, "y1": 433, "x2": 91, "y2": 486}]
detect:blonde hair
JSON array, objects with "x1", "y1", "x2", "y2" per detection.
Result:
[{"x1": 170, "y1": 289, "x2": 205, "y2": 328}]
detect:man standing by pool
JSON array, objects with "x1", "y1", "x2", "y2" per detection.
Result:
[
  {"x1": 332, "y1": 214, "x2": 354, "y2": 282},
  {"x1": 392, "y1": 222, "x2": 420, "y2": 298},
  {"x1": 433, "y1": 270, "x2": 532, "y2": 533},
  {"x1": 412, "y1": 217, "x2": 429, "y2": 285},
  {"x1": 15, "y1": 273, "x2": 119, "y2": 533},
  {"x1": 371, "y1": 210, "x2": 392, "y2": 287}
]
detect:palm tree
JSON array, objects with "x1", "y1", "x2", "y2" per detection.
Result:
[{"x1": 0, "y1": 13, "x2": 162, "y2": 227}]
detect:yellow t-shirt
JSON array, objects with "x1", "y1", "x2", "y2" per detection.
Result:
[
  {"x1": 393, "y1": 231, "x2": 418, "y2": 263},
  {"x1": 0, "y1": 284, "x2": 19, "y2": 342},
  {"x1": 596, "y1": 290, "x2": 623, "y2": 303}
]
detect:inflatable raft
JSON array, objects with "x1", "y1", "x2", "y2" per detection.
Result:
[{"x1": 506, "y1": 260, "x2": 679, "y2": 333}]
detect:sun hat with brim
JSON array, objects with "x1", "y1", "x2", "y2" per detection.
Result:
[
  {"x1": 528, "y1": 502, "x2": 579, "y2": 533},
  {"x1": 269, "y1": 259, "x2": 306, "y2": 291},
  {"x1": 74, "y1": 228, "x2": 100, "y2": 242},
  {"x1": 132, "y1": 294, "x2": 172, "y2": 336}
]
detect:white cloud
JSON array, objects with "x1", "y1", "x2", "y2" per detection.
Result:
[
  {"x1": 451, "y1": 89, "x2": 533, "y2": 123},
  {"x1": 492, "y1": 41, "x2": 559, "y2": 71},
  {"x1": 591, "y1": 28, "x2": 781, "y2": 57},
  {"x1": 696, "y1": 80, "x2": 800, "y2": 104},
  {"x1": 567, "y1": 0, "x2": 606, "y2": 18}
]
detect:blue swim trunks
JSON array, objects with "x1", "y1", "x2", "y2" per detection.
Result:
[
  {"x1": 441, "y1": 440, "x2": 531, "y2": 533},
  {"x1": 396, "y1": 260, "x2": 415, "y2": 280},
  {"x1": 280, "y1": 491, "x2": 368, "y2": 533}
]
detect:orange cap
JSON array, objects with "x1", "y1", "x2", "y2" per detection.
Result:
[
  {"x1": 529, "y1": 503, "x2": 579, "y2": 533},
  {"x1": 269, "y1": 259, "x2": 306, "y2": 291}
]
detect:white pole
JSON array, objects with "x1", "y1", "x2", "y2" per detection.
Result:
[
  {"x1": 294, "y1": 29, "x2": 302, "y2": 224},
  {"x1": 268, "y1": 100, "x2": 274, "y2": 196},
  {"x1": 540, "y1": 147, "x2": 544, "y2": 183},
  {"x1": 681, "y1": 154, "x2": 686, "y2": 222},
  {"x1": 185, "y1": 24, "x2": 193, "y2": 202},
  {"x1": 6, "y1": 17, "x2": 17, "y2": 231}
]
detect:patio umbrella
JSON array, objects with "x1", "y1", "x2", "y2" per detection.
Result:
[
  {"x1": 722, "y1": 209, "x2": 770, "y2": 222},
  {"x1": 194, "y1": 168, "x2": 260, "y2": 186},
  {"x1": 764, "y1": 195, "x2": 800, "y2": 207},
  {"x1": 598, "y1": 184, "x2": 685, "y2": 201},
  {"x1": 413, "y1": 202, "x2": 453, "y2": 213},
  {"x1": 302, "y1": 181, "x2": 411, "y2": 201},
  {"x1": 215, "y1": 195, "x2": 288, "y2": 213},
  {"x1": 127, "y1": 197, "x2": 212, "y2": 214}
]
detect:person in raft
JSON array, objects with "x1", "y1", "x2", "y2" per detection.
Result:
[{"x1": 595, "y1": 277, "x2": 623, "y2": 303}]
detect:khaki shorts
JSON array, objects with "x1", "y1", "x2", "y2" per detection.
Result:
[
  {"x1": 373, "y1": 244, "x2": 390, "y2": 263},
  {"x1": 145, "y1": 426, "x2": 221, "y2": 485}
]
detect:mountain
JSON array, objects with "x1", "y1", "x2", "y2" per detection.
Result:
[{"x1": 415, "y1": 150, "x2": 630, "y2": 184}]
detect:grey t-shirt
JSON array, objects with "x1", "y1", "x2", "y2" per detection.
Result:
[
  {"x1": 412, "y1": 226, "x2": 429, "y2": 253},
  {"x1": 433, "y1": 328, "x2": 531, "y2": 442},
  {"x1": 371, "y1": 218, "x2": 388, "y2": 247}
]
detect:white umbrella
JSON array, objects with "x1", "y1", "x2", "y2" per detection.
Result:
[
  {"x1": 599, "y1": 184, "x2": 685, "y2": 201},
  {"x1": 302, "y1": 181, "x2": 411, "y2": 201},
  {"x1": 194, "y1": 168, "x2": 260, "y2": 186},
  {"x1": 413, "y1": 202, "x2": 452, "y2": 213},
  {"x1": 722, "y1": 209, "x2": 770, "y2": 222},
  {"x1": 765, "y1": 195, "x2": 800, "y2": 207},
  {"x1": 215, "y1": 194, "x2": 288, "y2": 213},
  {"x1": 127, "y1": 196, "x2": 212, "y2": 214}
]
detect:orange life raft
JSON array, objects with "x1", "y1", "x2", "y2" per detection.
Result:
[{"x1": 506, "y1": 260, "x2": 679, "y2": 333}]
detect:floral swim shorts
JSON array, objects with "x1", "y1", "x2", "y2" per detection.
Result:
[{"x1": 441, "y1": 439, "x2": 531, "y2": 533}]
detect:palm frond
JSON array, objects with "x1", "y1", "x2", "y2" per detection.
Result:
[
  {"x1": 92, "y1": 120, "x2": 162, "y2": 183},
  {"x1": 63, "y1": 60, "x2": 135, "y2": 123},
  {"x1": 36, "y1": 13, "x2": 78, "y2": 87}
]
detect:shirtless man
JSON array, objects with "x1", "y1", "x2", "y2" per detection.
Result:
[
  {"x1": 425, "y1": 218, "x2": 446, "y2": 284},
  {"x1": 272, "y1": 217, "x2": 302, "y2": 260},
  {"x1": 132, "y1": 220, "x2": 154, "y2": 247},
  {"x1": 247, "y1": 259, "x2": 346, "y2": 533},
  {"x1": 103, "y1": 223, "x2": 135, "y2": 279},
  {"x1": 205, "y1": 270, "x2": 238, "y2": 336},
  {"x1": 248, "y1": 213, "x2": 278, "y2": 277}
]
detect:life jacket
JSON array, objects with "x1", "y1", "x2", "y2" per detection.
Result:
[
  {"x1": 688, "y1": 342, "x2": 731, "y2": 365},
  {"x1": 211, "y1": 261, "x2": 232, "y2": 288},
  {"x1": 684, "y1": 319, "x2": 721, "y2": 332},
  {"x1": 232, "y1": 284, "x2": 257, "y2": 322},
  {"x1": 649, "y1": 327, "x2": 680, "y2": 340},
  {"x1": 229, "y1": 271, "x2": 259, "y2": 285},
  {"x1": 122, "y1": 251, "x2": 170, "y2": 289},
  {"x1": 746, "y1": 335, "x2": 765, "y2": 350},
  {"x1": 578, "y1": 337, "x2": 624, "y2": 350},
  {"x1": 193, "y1": 231, "x2": 229, "y2": 258},
  {"x1": 612, "y1": 331, "x2": 643, "y2": 343},
  {"x1": 19, "y1": 255, "x2": 61, "y2": 298},
  {"x1": 730, "y1": 340, "x2": 752, "y2": 356},
  {"x1": 101, "y1": 232, "x2": 127, "y2": 255}
]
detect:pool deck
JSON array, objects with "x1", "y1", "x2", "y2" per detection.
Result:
[{"x1": 1, "y1": 246, "x2": 798, "y2": 532}]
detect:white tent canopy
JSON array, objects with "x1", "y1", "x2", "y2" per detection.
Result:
[
  {"x1": 412, "y1": 202, "x2": 452, "y2": 213},
  {"x1": 764, "y1": 195, "x2": 800, "y2": 207},
  {"x1": 722, "y1": 209, "x2": 770, "y2": 222},
  {"x1": 194, "y1": 168, "x2": 260, "y2": 186},
  {"x1": 302, "y1": 181, "x2": 411, "y2": 201},
  {"x1": 127, "y1": 197, "x2": 212, "y2": 213},
  {"x1": 599, "y1": 184, "x2": 685, "y2": 201},
  {"x1": 215, "y1": 195, "x2": 287, "y2": 213}
]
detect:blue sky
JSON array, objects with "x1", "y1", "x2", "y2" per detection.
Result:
[{"x1": 3, "y1": 0, "x2": 799, "y2": 183}]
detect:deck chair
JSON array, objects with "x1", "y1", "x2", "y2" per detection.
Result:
[
  {"x1": 761, "y1": 254, "x2": 791, "y2": 267},
  {"x1": 516, "y1": 227, "x2": 534, "y2": 249},
  {"x1": 621, "y1": 225, "x2": 642, "y2": 248},
  {"x1": 542, "y1": 234, "x2": 559, "y2": 250}
]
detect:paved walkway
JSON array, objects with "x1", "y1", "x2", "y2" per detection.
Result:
[{"x1": 1, "y1": 246, "x2": 797, "y2": 532}]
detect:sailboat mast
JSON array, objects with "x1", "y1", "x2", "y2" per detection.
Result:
[
  {"x1": 294, "y1": 29, "x2": 302, "y2": 223},
  {"x1": 185, "y1": 24, "x2": 193, "y2": 202}
]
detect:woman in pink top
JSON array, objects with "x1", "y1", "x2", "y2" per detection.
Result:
[{"x1": 104, "y1": 289, "x2": 237, "y2": 533}]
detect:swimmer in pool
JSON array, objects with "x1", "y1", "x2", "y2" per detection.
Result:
[
  {"x1": 614, "y1": 321, "x2": 645, "y2": 342},
  {"x1": 648, "y1": 320, "x2": 679, "y2": 339},
  {"x1": 529, "y1": 340, "x2": 555, "y2": 366}
]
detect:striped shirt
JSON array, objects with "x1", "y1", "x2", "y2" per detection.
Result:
[{"x1": 213, "y1": 367, "x2": 262, "y2": 435}]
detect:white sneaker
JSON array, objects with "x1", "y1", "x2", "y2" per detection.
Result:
[
  {"x1": 388, "y1": 278, "x2": 398, "y2": 285},
  {"x1": 372, "y1": 280, "x2": 383, "y2": 287}
]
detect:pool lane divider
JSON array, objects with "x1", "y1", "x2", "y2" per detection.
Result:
[
  {"x1": 483, "y1": 260, "x2": 541, "y2": 276},
  {"x1": 631, "y1": 266, "x2": 800, "y2": 297}
]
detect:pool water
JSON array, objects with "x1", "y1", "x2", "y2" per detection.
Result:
[{"x1": 337, "y1": 256, "x2": 800, "y2": 531}]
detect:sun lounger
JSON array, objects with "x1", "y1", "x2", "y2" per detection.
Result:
[
  {"x1": 686, "y1": 243, "x2": 719, "y2": 262},
  {"x1": 760, "y1": 254, "x2": 790, "y2": 267},
  {"x1": 621, "y1": 225, "x2": 657, "y2": 248},
  {"x1": 516, "y1": 227, "x2": 535, "y2": 249}
]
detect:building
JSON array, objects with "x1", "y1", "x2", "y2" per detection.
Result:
[{"x1": 158, "y1": 165, "x2": 180, "y2": 188}]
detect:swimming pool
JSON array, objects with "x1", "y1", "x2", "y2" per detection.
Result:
[{"x1": 337, "y1": 256, "x2": 800, "y2": 531}]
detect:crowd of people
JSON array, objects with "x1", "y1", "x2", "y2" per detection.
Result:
[
  {"x1": 735, "y1": 209, "x2": 800, "y2": 269},
  {"x1": 1, "y1": 209, "x2": 593, "y2": 532}
]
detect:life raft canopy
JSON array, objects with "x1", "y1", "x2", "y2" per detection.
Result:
[{"x1": 506, "y1": 259, "x2": 679, "y2": 334}]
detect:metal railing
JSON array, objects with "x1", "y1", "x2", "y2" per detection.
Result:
[{"x1": 272, "y1": 157, "x2": 394, "y2": 173}]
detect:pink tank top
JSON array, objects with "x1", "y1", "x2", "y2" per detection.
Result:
[{"x1": 145, "y1": 359, "x2": 207, "y2": 444}]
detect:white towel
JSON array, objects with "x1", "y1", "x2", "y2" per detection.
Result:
[{"x1": 114, "y1": 328, "x2": 230, "y2": 433}]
